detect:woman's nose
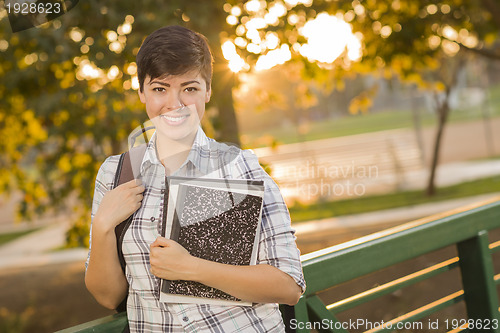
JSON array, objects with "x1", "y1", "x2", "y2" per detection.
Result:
[{"x1": 165, "y1": 93, "x2": 184, "y2": 110}]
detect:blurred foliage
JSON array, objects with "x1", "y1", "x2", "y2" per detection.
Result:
[
  {"x1": 348, "y1": 83, "x2": 378, "y2": 115},
  {"x1": 0, "y1": 0, "x2": 499, "y2": 246},
  {"x1": 227, "y1": 0, "x2": 499, "y2": 103},
  {"x1": 0, "y1": 0, "x2": 239, "y2": 246}
]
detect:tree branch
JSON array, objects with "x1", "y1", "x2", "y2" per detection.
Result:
[
  {"x1": 458, "y1": 42, "x2": 500, "y2": 61},
  {"x1": 481, "y1": 0, "x2": 500, "y2": 30},
  {"x1": 441, "y1": 35, "x2": 500, "y2": 60}
]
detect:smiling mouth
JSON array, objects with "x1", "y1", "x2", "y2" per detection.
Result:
[
  {"x1": 158, "y1": 105, "x2": 193, "y2": 125},
  {"x1": 161, "y1": 114, "x2": 190, "y2": 122}
]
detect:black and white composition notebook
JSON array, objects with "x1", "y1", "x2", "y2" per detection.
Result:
[{"x1": 160, "y1": 176, "x2": 265, "y2": 306}]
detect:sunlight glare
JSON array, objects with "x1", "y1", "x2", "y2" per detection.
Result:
[
  {"x1": 347, "y1": 32, "x2": 363, "y2": 61},
  {"x1": 255, "y1": 44, "x2": 291, "y2": 71},
  {"x1": 222, "y1": 41, "x2": 248, "y2": 72},
  {"x1": 269, "y1": 2, "x2": 287, "y2": 17},
  {"x1": 246, "y1": 17, "x2": 267, "y2": 30},
  {"x1": 229, "y1": 57, "x2": 247, "y2": 73},
  {"x1": 246, "y1": 43, "x2": 261, "y2": 54},
  {"x1": 107, "y1": 65, "x2": 120, "y2": 80},
  {"x1": 442, "y1": 25, "x2": 458, "y2": 41},
  {"x1": 222, "y1": 41, "x2": 238, "y2": 60},
  {"x1": 106, "y1": 30, "x2": 118, "y2": 42},
  {"x1": 246, "y1": 28, "x2": 262, "y2": 43},
  {"x1": 70, "y1": 28, "x2": 83, "y2": 42},
  {"x1": 284, "y1": 0, "x2": 299, "y2": 6},
  {"x1": 264, "y1": 13, "x2": 280, "y2": 25},
  {"x1": 245, "y1": 0, "x2": 261, "y2": 13},
  {"x1": 227, "y1": 15, "x2": 239, "y2": 25},
  {"x1": 299, "y1": 12, "x2": 362, "y2": 63},
  {"x1": 118, "y1": 23, "x2": 132, "y2": 35},
  {"x1": 231, "y1": 6, "x2": 242, "y2": 16},
  {"x1": 264, "y1": 32, "x2": 280, "y2": 50},
  {"x1": 78, "y1": 60, "x2": 102, "y2": 80},
  {"x1": 235, "y1": 37, "x2": 248, "y2": 48},
  {"x1": 131, "y1": 76, "x2": 140, "y2": 90},
  {"x1": 441, "y1": 39, "x2": 460, "y2": 56}
]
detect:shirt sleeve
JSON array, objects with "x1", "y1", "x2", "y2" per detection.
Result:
[
  {"x1": 85, "y1": 155, "x2": 120, "y2": 272},
  {"x1": 237, "y1": 149, "x2": 306, "y2": 294}
]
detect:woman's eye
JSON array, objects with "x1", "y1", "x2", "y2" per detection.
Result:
[
  {"x1": 153, "y1": 87, "x2": 165, "y2": 92},
  {"x1": 185, "y1": 87, "x2": 198, "y2": 92}
]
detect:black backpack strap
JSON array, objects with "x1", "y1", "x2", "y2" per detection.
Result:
[
  {"x1": 112, "y1": 144, "x2": 147, "y2": 313},
  {"x1": 280, "y1": 304, "x2": 297, "y2": 333}
]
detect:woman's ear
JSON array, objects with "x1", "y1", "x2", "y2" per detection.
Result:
[
  {"x1": 138, "y1": 89, "x2": 146, "y2": 104},
  {"x1": 205, "y1": 87, "x2": 211, "y2": 103}
]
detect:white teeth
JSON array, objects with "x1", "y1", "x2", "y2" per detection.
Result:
[{"x1": 162, "y1": 115, "x2": 188, "y2": 122}]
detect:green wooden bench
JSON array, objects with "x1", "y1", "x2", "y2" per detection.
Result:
[{"x1": 58, "y1": 197, "x2": 500, "y2": 332}]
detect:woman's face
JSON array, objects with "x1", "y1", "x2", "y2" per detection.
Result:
[{"x1": 138, "y1": 70, "x2": 211, "y2": 143}]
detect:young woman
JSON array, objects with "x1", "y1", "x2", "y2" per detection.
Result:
[{"x1": 85, "y1": 25, "x2": 305, "y2": 332}]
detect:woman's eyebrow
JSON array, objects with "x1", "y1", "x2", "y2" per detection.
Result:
[
  {"x1": 180, "y1": 80, "x2": 200, "y2": 87},
  {"x1": 149, "y1": 80, "x2": 169, "y2": 87},
  {"x1": 148, "y1": 80, "x2": 200, "y2": 87}
]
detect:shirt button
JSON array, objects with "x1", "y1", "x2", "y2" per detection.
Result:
[
  {"x1": 161, "y1": 189, "x2": 165, "y2": 194},
  {"x1": 182, "y1": 316, "x2": 189, "y2": 322},
  {"x1": 150, "y1": 217, "x2": 155, "y2": 222}
]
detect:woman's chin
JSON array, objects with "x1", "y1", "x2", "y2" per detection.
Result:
[{"x1": 156, "y1": 123, "x2": 198, "y2": 143}]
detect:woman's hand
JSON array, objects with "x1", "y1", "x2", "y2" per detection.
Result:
[
  {"x1": 94, "y1": 179, "x2": 145, "y2": 232},
  {"x1": 150, "y1": 237, "x2": 200, "y2": 281},
  {"x1": 150, "y1": 237, "x2": 301, "y2": 305}
]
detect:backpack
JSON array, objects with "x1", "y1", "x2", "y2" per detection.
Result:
[{"x1": 112, "y1": 143, "x2": 147, "y2": 312}]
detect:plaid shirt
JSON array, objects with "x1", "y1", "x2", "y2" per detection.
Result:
[{"x1": 87, "y1": 128, "x2": 305, "y2": 332}]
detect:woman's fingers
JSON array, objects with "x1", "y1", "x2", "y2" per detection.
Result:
[
  {"x1": 151, "y1": 237, "x2": 170, "y2": 248},
  {"x1": 121, "y1": 179, "x2": 145, "y2": 192},
  {"x1": 95, "y1": 179, "x2": 146, "y2": 229}
]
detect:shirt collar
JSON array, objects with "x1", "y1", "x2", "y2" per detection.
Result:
[
  {"x1": 140, "y1": 126, "x2": 212, "y2": 175},
  {"x1": 186, "y1": 126, "x2": 212, "y2": 174}
]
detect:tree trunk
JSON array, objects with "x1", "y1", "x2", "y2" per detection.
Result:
[
  {"x1": 426, "y1": 97, "x2": 450, "y2": 196},
  {"x1": 426, "y1": 55, "x2": 466, "y2": 197},
  {"x1": 185, "y1": 1, "x2": 241, "y2": 147},
  {"x1": 211, "y1": 45, "x2": 241, "y2": 146},
  {"x1": 480, "y1": 60, "x2": 496, "y2": 156},
  {"x1": 410, "y1": 88, "x2": 426, "y2": 165}
]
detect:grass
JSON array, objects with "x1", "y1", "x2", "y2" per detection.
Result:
[
  {"x1": 0, "y1": 228, "x2": 40, "y2": 246},
  {"x1": 289, "y1": 175, "x2": 500, "y2": 222}
]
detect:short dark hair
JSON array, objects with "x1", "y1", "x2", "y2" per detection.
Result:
[{"x1": 136, "y1": 25, "x2": 213, "y2": 92}]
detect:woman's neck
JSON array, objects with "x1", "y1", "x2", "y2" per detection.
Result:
[{"x1": 155, "y1": 130, "x2": 197, "y2": 176}]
